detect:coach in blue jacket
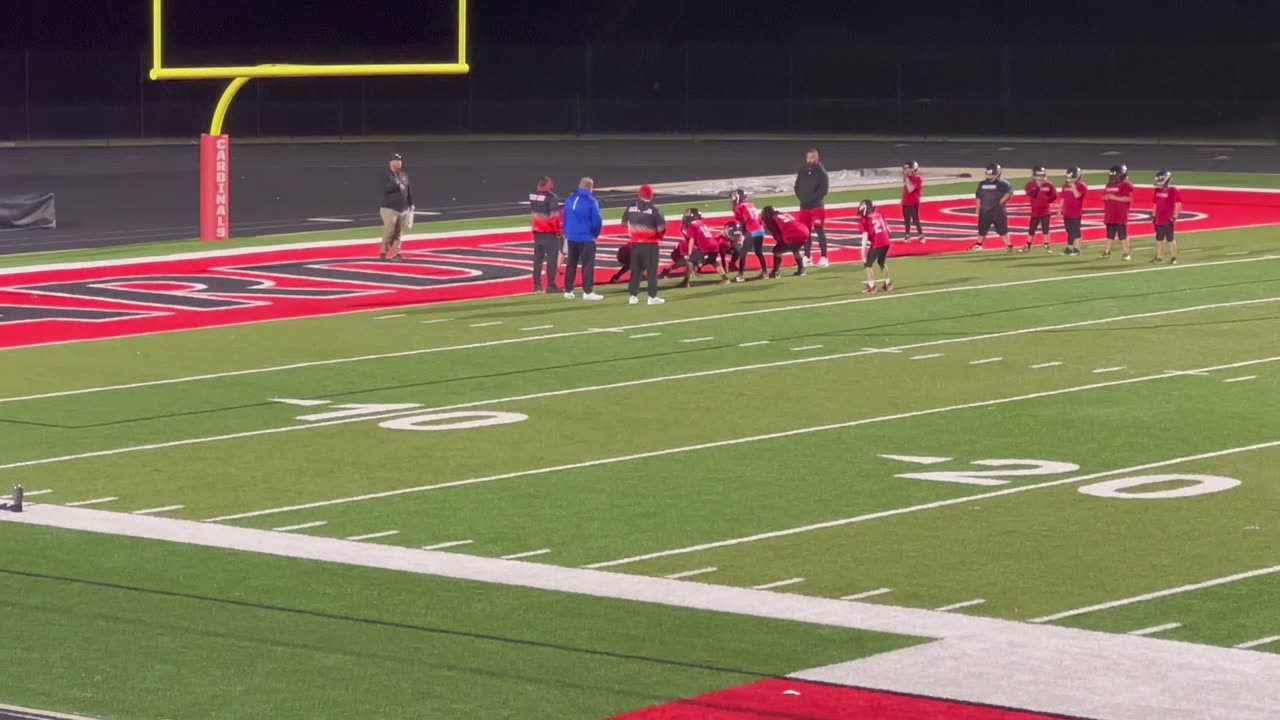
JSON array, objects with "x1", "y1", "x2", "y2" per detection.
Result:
[{"x1": 562, "y1": 177, "x2": 604, "y2": 300}]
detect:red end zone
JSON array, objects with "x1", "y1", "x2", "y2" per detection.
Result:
[
  {"x1": 609, "y1": 679, "x2": 1088, "y2": 720},
  {"x1": 1, "y1": 188, "x2": 1276, "y2": 350}
]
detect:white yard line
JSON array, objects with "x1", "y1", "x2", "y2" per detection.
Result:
[
  {"x1": 629, "y1": 332, "x2": 661, "y2": 339},
  {"x1": 1224, "y1": 375, "x2": 1258, "y2": 383},
  {"x1": 131, "y1": 505, "x2": 184, "y2": 515},
  {"x1": 208, "y1": 357, "x2": 1280, "y2": 525},
  {"x1": 738, "y1": 341, "x2": 770, "y2": 347},
  {"x1": 5, "y1": 254, "x2": 1275, "y2": 406},
  {"x1": 586, "y1": 433, "x2": 1280, "y2": 569},
  {"x1": 501, "y1": 548, "x2": 551, "y2": 560},
  {"x1": 345, "y1": 530, "x2": 400, "y2": 541},
  {"x1": 909, "y1": 353, "x2": 944, "y2": 360},
  {"x1": 681, "y1": 336, "x2": 715, "y2": 343},
  {"x1": 664, "y1": 567, "x2": 719, "y2": 580},
  {"x1": 751, "y1": 578, "x2": 806, "y2": 590},
  {"x1": 1129, "y1": 622, "x2": 1182, "y2": 636},
  {"x1": 1029, "y1": 564, "x2": 1280, "y2": 623},
  {"x1": 969, "y1": 357, "x2": 1003, "y2": 365},
  {"x1": 841, "y1": 588, "x2": 893, "y2": 601},
  {"x1": 935, "y1": 599, "x2": 986, "y2": 612},
  {"x1": 1030, "y1": 361, "x2": 1063, "y2": 369},
  {"x1": 273, "y1": 520, "x2": 327, "y2": 532},
  {"x1": 791, "y1": 345, "x2": 824, "y2": 352},
  {"x1": 469, "y1": 321, "x2": 503, "y2": 328},
  {"x1": 421, "y1": 539, "x2": 474, "y2": 551},
  {"x1": 1093, "y1": 366, "x2": 1127, "y2": 374},
  {"x1": 63, "y1": 496, "x2": 118, "y2": 507},
  {"x1": 521, "y1": 325, "x2": 554, "y2": 331},
  {"x1": 1235, "y1": 635, "x2": 1280, "y2": 650},
  {"x1": 373, "y1": 314, "x2": 405, "y2": 320},
  {"x1": 8, "y1": 302, "x2": 1278, "y2": 484}
]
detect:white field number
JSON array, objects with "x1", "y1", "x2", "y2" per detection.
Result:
[
  {"x1": 378, "y1": 411, "x2": 528, "y2": 431},
  {"x1": 890, "y1": 457, "x2": 1241, "y2": 500}
]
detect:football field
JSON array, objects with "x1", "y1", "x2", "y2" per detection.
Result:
[{"x1": 2, "y1": 172, "x2": 1279, "y2": 720}]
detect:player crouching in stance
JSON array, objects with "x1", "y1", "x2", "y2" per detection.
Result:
[
  {"x1": 674, "y1": 208, "x2": 732, "y2": 287},
  {"x1": 760, "y1": 206, "x2": 808, "y2": 278},
  {"x1": 1023, "y1": 166, "x2": 1057, "y2": 253},
  {"x1": 730, "y1": 189, "x2": 769, "y2": 280},
  {"x1": 858, "y1": 200, "x2": 894, "y2": 293},
  {"x1": 1150, "y1": 170, "x2": 1183, "y2": 265}
]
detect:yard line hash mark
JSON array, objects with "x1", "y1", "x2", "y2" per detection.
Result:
[
  {"x1": 1030, "y1": 564, "x2": 1280, "y2": 623},
  {"x1": 791, "y1": 345, "x2": 824, "y2": 352},
  {"x1": 751, "y1": 578, "x2": 806, "y2": 590},
  {"x1": 419, "y1": 318, "x2": 453, "y2": 324},
  {"x1": 132, "y1": 505, "x2": 184, "y2": 515},
  {"x1": 274, "y1": 521, "x2": 327, "y2": 532},
  {"x1": 738, "y1": 341, "x2": 770, "y2": 347},
  {"x1": 630, "y1": 333, "x2": 661, "y2": 339},
  {"x1": 910, "y1": 353, "x2": 943, "y2": 360},
  {"x1": 841, "y1": 588, "x2": 893, "y2": 601},
  {"x1": 681, "y1": 337, "x2": 715, "y2": 343},
  {"x1": 373, "y1": 314, "x2": 405, "y2": 320},
  {"x1": 1234, "y1": 635, "x2": 1280, "y2": 650},
  {"x1": 502, "y1": 549, "x2": 551, "y2": 560},
  {"x1": 422, "y1": 540, "x2": 475, "y2": 550},
  {"x1": 1226, "y1": 251, "x2": 1251, "y2": 256},
  {"x1": 1128, "y1": 622, "x2": 1182, "y2": 636},
  {"x1": 469, "y1": 321, "x2": 503, "y2": 328},
  {"x1": 346, "y1": 530, "x2": 400, "y2": 541},
  {"x1": 9, "y1": 255, "x2": 1274, "y2": 406},
  {"x1": 64, "y1": 497, "x2": 118, "y2": 507},
  {"x1": 522, "y1": 325, "x2": 554, "y2": 331},
  {"x1": 969, "y1": 357, "x2": 1003, "y2": 365},
  {"x1": 305, "y1": 217, "x2": 354, "y2": 223},
  {"x1": 1224, "y1": 375, "x2": 1257, "y2": 383},
  {"x1": 664, "y1": 567, "x2": 718, "y2": 580},
  {"x1": 1093, "y1": 367, "x2": 1126, "y2": 374},
  {"x1": 935, "y1": 599, "x2": 986, "y2": 612},
  {"x1": 1030, "y1": 362, "x2": 1062, "y2": 369}
]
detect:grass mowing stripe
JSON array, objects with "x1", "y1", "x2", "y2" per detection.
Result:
[
  {"x1": 584, "y1": 431, "x2": 1280, "y2": 569},
  {"x1": 1029, "y1": 564, "x2": 1280, "y2": 623},
  {"x1": 5, "y1": 253, "x2": 1276, "y2": 406},
  {"x1": 207, "y1": 355, "x2": 1280, "y2": 524},
  {"x1": 8, "y1": 299, "x2": 1279, "y2": 481}
]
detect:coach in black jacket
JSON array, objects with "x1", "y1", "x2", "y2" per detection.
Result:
[
  {"x1": 379, "y1": 153, "x2": 414, "y2": 261},
  {"x1": 794, "y1": 148, "x2": 831, "y2": 267}
]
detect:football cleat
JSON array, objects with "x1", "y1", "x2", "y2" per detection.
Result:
[
  {"x1": 818, "y1": 257, "x2": 830, "y2": 268},
  {"x1": 862, "y1": 285, "x2": 878, "y2": 294}
]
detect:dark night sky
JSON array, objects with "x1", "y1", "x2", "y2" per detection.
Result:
[{"x1": 11, "y1": 0, "x2": 1280, "y2": 50}]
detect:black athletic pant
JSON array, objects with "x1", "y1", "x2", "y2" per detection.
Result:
[
  {"x1": 532, "y1": 232, "x2": 561, "y2": 290},
  {"x1": 628, "y1": 243, "x2": 660, "y2": 298},
  {"x1": 565, "y1": 241, "x2": 597, "y2": 294},
  {"x1": 804, "y1": 227, "x2": 829, "y2": 258},
  {"x1": 902, "y1": 206, "x2": 923, "y2": 238}
]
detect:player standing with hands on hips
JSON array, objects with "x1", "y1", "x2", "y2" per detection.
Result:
[
  {"x1": 794, "y1": 149, "x2": 831, "y2": 267},
  {"x1": 901, "y1": 161, "x2": 926, "y2": 242},
  {"x1": 1101, "y1": 164, "x2": 1134, "y2": 261},
  {"x1": 1023, "y1": 167, "x2": 1058, "y2": 253},
  {"x1": 379, "y1": 153, "x2": 414, "y2": 261},
  {"x1": 1150, "y1": 170, "x2": 1183, "y2": 265},
  {"x1": 970, "y1": 163, "x2": 1014, "y2": 253},
  {"x1": 1059, "y1": 167, "x2": 1088, "y2": 256}
]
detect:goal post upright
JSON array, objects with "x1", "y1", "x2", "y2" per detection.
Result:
[{"x1": 148, "y1": 0, "x2": 471, "y2": 240}]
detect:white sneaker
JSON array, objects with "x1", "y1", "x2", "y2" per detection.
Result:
[
  {"x1": 583, "y1": 292, "x2": 604, "y2": 301},
  {"x1": 563, "y1": 291, "x2": 575, "y2": 300},
  {"x1": 629, "y1": 295, "x2": 639, "y2": 305},
  {"x1": 817, "y1": 257, "x2": 830, "y2": 268},
  {"x1": 1122, "y1": 254, "x2": 1132, "y2": 262},
  {"x1": 647, "y1": 296, "x2": 665, "y2": 306}
]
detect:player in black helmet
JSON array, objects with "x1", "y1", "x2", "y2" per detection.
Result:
[
  {"x1": 1102, "y1": 164, "x2": 1135, "y2": 260},
  {"x1": 901, "y1": 161, "x2": 925, "y2": 242},
  {"x1": 1059, "y1": 167, "x2": 1088, "y2": 256},
  {"x1": 971, "y1": 163, "x2": 1014, "y2": 252}
]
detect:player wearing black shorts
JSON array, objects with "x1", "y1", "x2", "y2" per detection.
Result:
[{"x1": 971, "y1": 164, "x2": 1013, "y2": 252}]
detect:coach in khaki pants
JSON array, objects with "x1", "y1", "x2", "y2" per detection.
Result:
[{"x1": 380, "y1": 152, "x2": 414, "y2": 261}]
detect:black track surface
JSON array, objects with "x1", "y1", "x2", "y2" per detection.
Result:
[{"x1": 0, "y1": 139, "x2": 1275, "y2": 256}]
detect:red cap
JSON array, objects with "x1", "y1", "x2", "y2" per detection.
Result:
[{"x1": 638, "y1": 184, "x2": 654, "y2": 200}]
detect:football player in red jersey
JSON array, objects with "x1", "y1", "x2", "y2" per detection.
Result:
[
  {"x1": 1059, "y1": 167, "x2": 1088, "y2": 256},
  {"x1": 1102, "y1": 164, "x2": 1134, "y2": 260},
  {"x1": 730, "y1": 189, "x2": 768, "y2": 280},
  {"x1": 1022, "y1": 167, "x2": 1058, "y2": 253},
  {"x1": 901, "y1": 161, "x2": 926, "y2": 242},
  {"x1": 858, "y1": 200, "x2": 895, "y2": 293},
  {"x1": 761, "y1": 206, "x2": 809, "y2": 279},
  {"x1": 1149, "y1": 170, "x2": 1183, "y2": 265},
  {"x1": 678, "y1": 208, "x2": 731, "y2": 287}
]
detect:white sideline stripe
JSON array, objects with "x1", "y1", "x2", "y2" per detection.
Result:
[
  {"x1": 422, "y1": 539, "x2": 474, "y2": 550},
  {"x1": 738, "y1": 341, "x2": 770, "y2": 347},
  {"x1": 664, "y1": 567, "x2": 718, "y2": 580},
  {"x1": 522, "y1": 325, "x2": 554, "y2": 331},
  {"x1": 1029, "y1": 564, "x2": 1280, "y2": 623},
  {"x1": 273, "y1": 521, "x2": 327, "y2": 532},
  {"x1": 469, "y1": 321, "x2": 503, "y2": 327},
  {"x1": 373, "y1": 314, "x2": 406, "y2": 320},
  {"x1": 64, "y1": 496, "x2": 118, "y2": 507},
  {"x1": 791, "y1": 345, "x2": 824, "y2": 351},
  {"x1": 306, "y1": 217, "x2": 353, "y2": 223},
  {"x1": 346, "y1": 530, "x2": 400, "y2": 541},
  {"x1": 969, "y1": 357, "x2": 1003, "y2": 365},
  {"x1": 629, "y1": 332, "x2": 661, "y2": 339},
  {"x1": 207, "y1": 357, "x2": 1280, "y2": 525},
  {"x1": 1030, "y1": 362, "x2": 1062, "y2": 369},
  {"x1": 681, "y1": 336, "x2": 715, "y2": 343},
  {"x1": 5, "y1": 253, "x2": 1275, "y2": 406},
  {"x1": 586, "y1": 433, "x2": 1280, "y2": 569},
  {"x1": 9, "y1": 301, "x2": 1277, "y2": 485},
  {"x1": 935, "y1": 599, "x2": 986, "y2": 612},
  {"x1": 502, "y1": 548, "x2": 551, "y2": 560},
  {"x1": 1129, "y1": 622, "x2": 1182, "y2": 636},
  {"x1": 1093, "y1": 366, "x2": 1126, "y2": 374},
  {"x1": 841, "y1": 588, "x2": 893, "y2": 601},
  {"x1": 910, "y1": 353, "x2": 943, "y2": 360},
  {"x1": 419, "y1": 318, "x2": 453, "y2": 324},
  {"x1": 132, "y1": 505, "x2": 183, "y2": 515},
  {"x1": 1224, "y1": 375, "x2": 1257, "y2": 383},
  {"x1": 752, "y1": 577, "x2": 806, "y2": 590},
  {"x1": 1235, "y1": 635, "x2": 1280, "y2": 650}
]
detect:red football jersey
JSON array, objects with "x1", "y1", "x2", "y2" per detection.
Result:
[
  {"x1": 902, "y1": 175, "x2": 923, "y2": 207},
  {"x1": 1025, "y1": 181, "x2": 1058, "y2": 217},
  {"x1": 1060, "y1": 181, "x2": 1088, "y2": 219},
  {"x1": 768, "y1": 212, "x2": 810, "y2": 246},
  {"x1": 687, "y1": 220, "x2": 721, "y2": 254},
  {"x1": 860, "y1": 212, "x2": 892, "y2": 248},
  {"x1": 1104, "y1": 179, "x2": 1134, "y2": 225},
  {"x1": 1153, "y1": 186, "x2": 1183, "y2": 226},
  {"x1": 733, "y1": 202, "x2": 765, "y2": 234}
]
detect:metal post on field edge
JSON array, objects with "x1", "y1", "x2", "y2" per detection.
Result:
[{"x1": 3, "y1": 485, "x2": 23, "y2": 513}]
